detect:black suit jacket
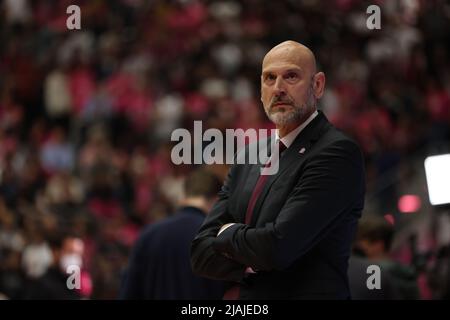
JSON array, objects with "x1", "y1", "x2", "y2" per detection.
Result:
[
  {"x1": 191, "y1": 111, "x2": 365, "y2": 299},
  {"x1": 119, "y1": 206, "x2": 224, "y2": 299}
]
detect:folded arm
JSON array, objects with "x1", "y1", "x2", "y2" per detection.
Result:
[
  {"x1": 190, "y1": 162, "x2": 247, "y2": 282},
  {"x1": 212, "y1": 140, "x2": 365, "y2": 271}
]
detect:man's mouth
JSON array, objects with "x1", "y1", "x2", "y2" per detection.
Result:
[{"x1": 271, "y1": 102, "x2": 292, "y2": 109}]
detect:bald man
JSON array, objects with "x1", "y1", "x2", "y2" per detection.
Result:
[{"x1": 191, "y1": 41, "x2": 366, "y2": 299}]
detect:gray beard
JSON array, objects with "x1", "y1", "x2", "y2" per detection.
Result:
[
  {"x1": 266, "y1": 88, "x2": 316, "y2": 126},
  {"x1": 267, "y1": 105, "x2": 306, "y2": 126}
]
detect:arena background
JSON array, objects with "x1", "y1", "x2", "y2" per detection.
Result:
[{"x1": 1, "y1": 0, "x2": 450, "y2": 299}]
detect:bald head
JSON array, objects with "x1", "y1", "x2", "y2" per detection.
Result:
[{"x1": 262, "y1": 41, "x2": 317, "y2": 75}]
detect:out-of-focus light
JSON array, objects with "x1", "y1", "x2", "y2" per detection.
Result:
[
  {"x1": 384, "y1": 214, "x2": 395, "y2": 225},
  {"x1": 80, "y1": 271, "x2": 93, "y2": 298},
  {"x1": 424, "y1": 154, "x2": 450, "y2": 206},
  {"x1": 398, "y1": 194, "x2": 421, "y2": 213}
]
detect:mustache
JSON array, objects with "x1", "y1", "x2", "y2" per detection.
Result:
[{"x1": 270, "y1": 97, "x2": 294, "y2": 109}]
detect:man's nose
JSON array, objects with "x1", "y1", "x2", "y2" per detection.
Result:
[{"x1": 273, "y1": 77, "x2": 286, "y2": 96}]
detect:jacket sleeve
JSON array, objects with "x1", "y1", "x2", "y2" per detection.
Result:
[
  {"x1": 190, "y1": 162, "x2": 247, "y2": 282},
  {"x1": 212, "y1": 139, "x2": 365, "y2": 271}
]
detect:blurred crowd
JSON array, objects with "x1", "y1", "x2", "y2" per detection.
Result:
[{"x1": 1, "y1": 0, "x2": 450, "y2": 299}]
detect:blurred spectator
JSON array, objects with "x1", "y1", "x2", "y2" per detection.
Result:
[
  {"x1": 349, "y1": 214, "x2": 420, "y2": 299},
  {"x1": 24, "y1": 233, "x2": 85, "y2": 300},
  {"x1": 3, "y1": 0, "x2": 31, "y2": 25},
  {"x1": 44, "y1": 67, "x2": 72, "y2": 119},
  {"x1": 40, "y1": 127, "x2": 75, "y2": 174},
  {"x1": 119, "y1": 168, "x2": 225, "y2": 299},
  {"x1": 0, "y1": 197, "x2": 26, "y2": 299},
  {"x1": 20, "y1": 211, "x2": 54, "y2": 281}
]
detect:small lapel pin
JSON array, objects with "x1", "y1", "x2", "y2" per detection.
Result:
[{"x1": 299, "y1": 147, "x2": 306, "y2": 154}]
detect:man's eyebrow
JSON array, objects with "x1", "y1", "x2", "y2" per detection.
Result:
[
  {"x1": 284, "y1": 68, "x2": 302, "y2": 74},
  {"x1": 261, "y1": 67, "x2": 303, "y2": 76}
]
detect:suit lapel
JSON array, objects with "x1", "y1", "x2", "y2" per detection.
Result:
[{"x1": 249, "y1": 111, "x2": 330, "y2": 226}]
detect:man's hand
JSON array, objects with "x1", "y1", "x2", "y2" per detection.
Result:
[
  {"x1": 216, "y1": 223, "x2": 258, "y2": 274},
  {"x1": 217, "y1": 223, "x2": 235, "y2": 236}
]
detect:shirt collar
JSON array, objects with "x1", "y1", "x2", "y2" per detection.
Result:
[{"x1": 275, "y1": 110, "x2": 319, "y2": 148}]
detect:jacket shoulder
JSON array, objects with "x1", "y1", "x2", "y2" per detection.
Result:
[{"x1": 319, "y1": 124, "x2": 363, "y2": 153}]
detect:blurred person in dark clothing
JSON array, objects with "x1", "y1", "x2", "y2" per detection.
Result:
[
  {"x1": 349, "y1": 214, "x2": 420, "y2": 299},
  {"x1": 119, "y1": 168, "x2": 225, "y2": 299},
  {"x1": 348, "y1": 250, "x2": 400, "y2": 300},
  {"x1": 0, "y1": 248, "x2": 26, "y2": 300},
  {"x1": 24, "y1": 233, "x2": 83, "y2": 300}
]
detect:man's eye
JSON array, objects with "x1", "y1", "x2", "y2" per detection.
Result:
[
  {"x1": 265, "y1": 74, "x2": 276, "y2": 81},
  {"x1": 286, "y1": 72, "x2": 298, "y2": 79}
]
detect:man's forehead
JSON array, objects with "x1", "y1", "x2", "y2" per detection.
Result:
[
  {"x1": 261, "y1": 62, "x2": 303, "y2": 74},
  {"x1": 262, "y1": 43, "x2": 315, "y2": 73}
]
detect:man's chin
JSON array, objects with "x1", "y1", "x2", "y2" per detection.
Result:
[{"x1": 269, "y1": 114, "x2": 295, "y2": 126}]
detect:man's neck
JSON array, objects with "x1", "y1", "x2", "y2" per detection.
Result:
[
  {"x1": 277, "y1": 109, "x2": 317, "y2": 138},
  {"x1": 179, "y1": 197, "x2": 208, "y2": 214},
  {"x1": 278, "y1": 122, "x2": 301, "y2": 138}
]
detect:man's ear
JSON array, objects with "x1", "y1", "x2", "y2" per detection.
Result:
[{"x1": 313, "y1": 72, "x2": 326, "y2": 99}]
